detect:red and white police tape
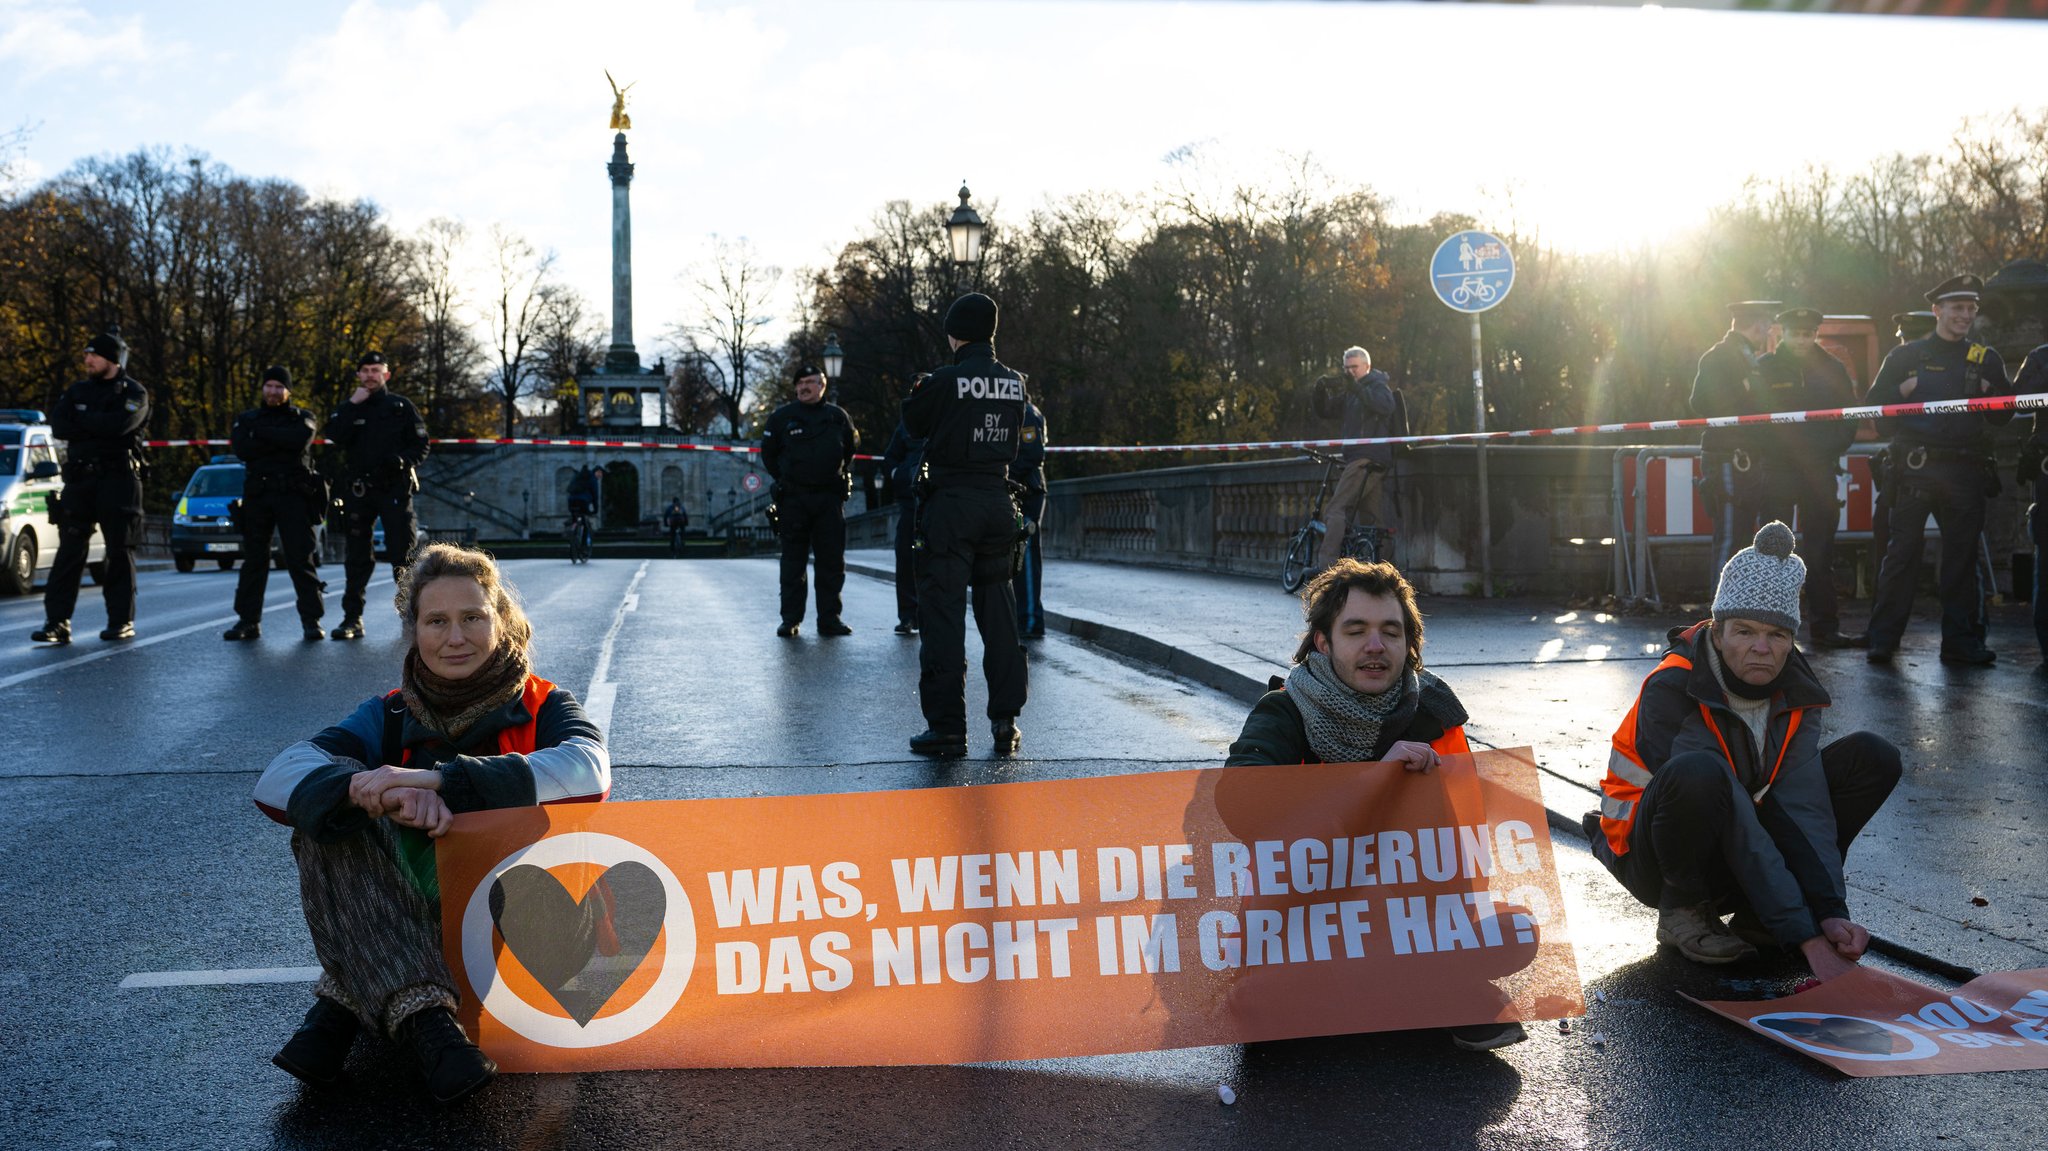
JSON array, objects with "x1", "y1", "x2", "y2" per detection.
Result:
[{"x1": 140, "y1": 392, "x2": 2048, "y2": 455}]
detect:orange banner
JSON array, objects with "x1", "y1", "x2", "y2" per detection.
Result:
[
  {"x1": 1689, "y1": 966, "x2": 2048, "y2": 1077},
  {"x1": 436, "y1": 747, "x2": 1582, "y2": 1070}
]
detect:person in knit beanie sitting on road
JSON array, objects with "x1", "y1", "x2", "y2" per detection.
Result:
[{"x1": 1588, "y1": 522, "x2": 1902, "y2": 981}]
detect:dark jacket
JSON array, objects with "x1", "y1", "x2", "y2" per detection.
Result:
[
  {"x1": 762, "y1": 399, "x2": 857, "y2": 493},
  {"x1": 881, "y1": 420, "x2": 926, "y2": 503},
  {"x1": 1009, "y1": 401, "x2": 1048, "y2": 493},
  {"x1": 1753, "y1": 343, "x2": 1858, "y2": 483},
  {"x1": 2019, "y1": 344, "x2": 2048, "y2": 484},
  {"x1": 1866, "y1": 334, "x2": 2013, "y2": 452},
  {"x1": 1690, "y1": 331, "x2": 1763, "y2": 454},
  {"x1": 1224, "y1": 671, "x2": 1470, "y2": 766},
  {"x1": 903, "y1": 341, "x2": 1025, "y2": 488},
  {"x1": 324, "y1": 389, "x2": 429, "y2": 483},
  {"x1": 1597, "y1": 622, "x2": 1847, "y2": 946},
  {"x1": 229, "y1": 403, "x2": 319, "y2": 483},
  {"x1": 255, "y1": 679, "x2": 608, "y2": 842},
  {"x1": 1312, "y1": 369, "x2": 1397, "y2": 468},
  {"x1": 51, "y1": 372, "x2": 150, "y2": 466}
]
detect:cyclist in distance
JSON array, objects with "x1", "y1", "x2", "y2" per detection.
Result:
[
  {"x1": 566, "y1": 465, "x2": 599, "y2": 560},
  {"x1": 1309, "y1": 346, "x2": 1399, "y2": 573}
]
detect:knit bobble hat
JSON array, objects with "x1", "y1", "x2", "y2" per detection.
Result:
[
  {"x1": 1712, "y1": 521, "x2": 1805, "y2": 631},
  {"x1": 944, "y1": 293, "x2": 998, "y2": 343}
]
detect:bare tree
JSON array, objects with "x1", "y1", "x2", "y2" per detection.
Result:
[
  {"x1": 677, "y1": 236, "x2": 781, "y2": 436},
  {"x1": 405, "y1": 217, "x2": 487, "y2": 430},
  {"x1": 531, "y1": 283, "x2": 604, "y2": 431},
  {"x1": 484, "y1": 224, "x2": 556, "y2": 437}
]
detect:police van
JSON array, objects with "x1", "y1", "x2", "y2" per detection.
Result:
[{"x1": 0, "y1": 410, "x2": 105, "y2": 596}]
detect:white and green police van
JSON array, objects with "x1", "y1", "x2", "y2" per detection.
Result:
[{"x1": 0, "y1": 409, "x2": 105, "y2": 596}]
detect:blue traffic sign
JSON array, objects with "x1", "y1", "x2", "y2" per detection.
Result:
[{"x1": 1429, "y1": 230, "x2": 1514, "y2": 314}]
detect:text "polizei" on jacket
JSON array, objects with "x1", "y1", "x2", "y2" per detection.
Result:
[{"x1": 956, "y1": 376, "x2": 1025, "y2": 401}]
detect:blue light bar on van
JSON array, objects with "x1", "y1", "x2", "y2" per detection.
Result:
[{"x1": 0, "y1": 410, "x2": 47, "y2": 424}]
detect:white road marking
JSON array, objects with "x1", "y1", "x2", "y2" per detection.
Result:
[
  {"x1": 120, "y1": 966, "x2": 319, "y2": 989},
  {"x1": 583, "y1": 561, "x2": 648, "y2": 736},
  {"x1": 0, "y1": 574, "x2": 395, "y2": 691}
]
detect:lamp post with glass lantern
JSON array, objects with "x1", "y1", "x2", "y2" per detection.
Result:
[{"x1": 945, "y1": 183, "x2": 986, "y2": 292}]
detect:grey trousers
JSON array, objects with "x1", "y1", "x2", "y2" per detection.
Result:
[{"x1": 291, "y1": 821, "x2": 457, "y2": 1039}]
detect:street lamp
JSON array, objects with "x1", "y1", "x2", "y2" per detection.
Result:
[
  {"x1": 821, "y1": 333, "x2": 845, "y2": 380},
  {"x1": 946, "y1": 182, "x2": 986, "y2": 289}
]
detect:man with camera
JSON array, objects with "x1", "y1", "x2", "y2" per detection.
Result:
[
  {"x1": 761, "y1": 363, "x2": 858, "y2": 638},
  {"x1": 323, "y1": 351, "x2": 428, "y2": 641},
  {"x1": 1310, "y1": 347, "x2": 1398, "y2": 572},
  {"x1": 35, "y1": 328, "x2": 150, "y2": 645},
  {"x1": 224, "y1": 366, "x2": 326, "y2": 642}
]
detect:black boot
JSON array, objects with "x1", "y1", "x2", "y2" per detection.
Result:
[
  {"x1": 399, "y1": 1006, "x2": 496, "y2": 1104},
  {"x1": 223, "y1": 620, "x2": 261, "y2": 641},
  {"x1": 30, "y1": 620, "x2": 70, "y2": 645},
  {"x1": 909, "y1": 728, "x2": 968, "y2": 757},
  {"x1": 992, "y1": 720, "x2": 1021, "y2": 756},
  {"x1": 330, "y1": 617, "x2": 364, "y2": 640},
  {"x1": 271, "y1": 997, "x2": 359, "y2": 1086}
]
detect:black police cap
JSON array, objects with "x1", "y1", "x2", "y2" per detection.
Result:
[
  {"x1": 1922, "y1": 274, "x2": 1982, "y2": 304},
  {"x1": 1726, "y1": 300, "x2": 1781, "y2": 322},
  {"x1": 1775, "y1": 307, "x2": 1823, "y2": 331},
  {"x1": 792, "y1": 363, "x2": 823, "y2": 382},
  {"x1": 357, "y1": 350, "x2": 387, "y2": 367}
]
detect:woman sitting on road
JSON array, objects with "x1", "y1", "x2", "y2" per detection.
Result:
[{"x1": 253, "y1": 543, "x2": 609, "y2": 1102}]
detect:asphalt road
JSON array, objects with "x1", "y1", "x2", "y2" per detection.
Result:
[{"x1": 1, "y1": 558, "x2": 2043, "y2": 1150}]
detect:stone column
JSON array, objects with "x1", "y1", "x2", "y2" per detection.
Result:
[{"x1": 605, "y1": 132, "x2": 639, "y2": 374}]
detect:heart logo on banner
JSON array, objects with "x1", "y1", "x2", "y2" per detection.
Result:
[{"x1": 489, "y1": 862, "x2": 667, "y2": 1026}]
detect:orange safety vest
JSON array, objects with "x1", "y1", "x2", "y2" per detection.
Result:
[{"x1": 1601, "y1": 636, "x2": 1801, "y2": 857}]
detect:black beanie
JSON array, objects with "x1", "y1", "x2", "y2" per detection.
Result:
[
  {"x1": 85, "y1": 330, "x2": 127, "y2": 361},
  {"x1": 944, "y1": 293, "x2": 998, "y2": 343},
  {"x1": 262, "y1": 365, "x2": 292, "y2": 387}
]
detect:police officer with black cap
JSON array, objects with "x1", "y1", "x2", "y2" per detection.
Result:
[
  {"x1": 324, "y1": 351, "x2": 428, "y2": 640},
  {"x1": 904, "y1": 292, "x2": 1029, "y2": 757},
  {"x1": 34, "y1": 328, "x2": 150, "y2": 644},
  {"x1": 1691, "y1": 301, "x2": 1781, "y2": 573},
  {"x1": 224, "y1": 366, "x2": 326, "y2": 642},
  {"x1": 1864, "y1": 274, "x2": 2013, "y2": 665},
  {"x1": 761, "y1": 362, "x2": 858, "y2": 637},
  {"x1": 1755, "y1": 308, "x2": 1863, "y2": 647}
]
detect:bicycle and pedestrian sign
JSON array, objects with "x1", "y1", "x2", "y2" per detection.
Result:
[{"x1": 1430, "y1": 230, "x2": 1515, "y2": 314}]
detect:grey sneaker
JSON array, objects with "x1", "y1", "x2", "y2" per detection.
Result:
[{"x1": 1657, "y1": 904, "x2": 1759, "y2": 965}]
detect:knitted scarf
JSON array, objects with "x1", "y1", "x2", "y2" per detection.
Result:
[
  {"x1": 1285, "y1": 651, "x2": 1420, "y2": 765},
  {"x1": 400, "y1": 641, "x2": 531, "y2": 743}
]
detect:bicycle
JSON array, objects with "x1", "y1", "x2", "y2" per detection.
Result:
[
  {"x1": 667, "y1": 518, "x2": 687, "y2": 558},
  {"x1": 1279, "y1": 447, "x2": 1394, "y2": 593},
  {"x1": 566, "y1": 508, "x2": 594, "y2": 564}
]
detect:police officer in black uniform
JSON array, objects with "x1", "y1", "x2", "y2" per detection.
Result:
[
  {"x1": 1865, "y1": 275, "x2": 2012, "y2": 665},
  {"x1": 1691, "y1": 300, "x2": 1780, "y2": 574},
  {"x1": 324, "y1": 351, "x2": 428, "y2": 640},
  {"x1": 34, "y1": 329, "x2": 149, "y2": 644},
  {"x1": 2014, "y1": 342, "x2": 2048, "y2": 673},
  {"x1": 879, "y1": 393, "x2": 927, "y2": 635},
  {"x1": 1866, "y1": 311, "x2": 1940, "y2": 573},
  {"x1": 1755, "y1": 308, "x2": 1863, "y2": 648},
  {"x1": 1010, "y1": 395, "x2": 1048, "y2": 639},
  {"x1": 904, "y1": 293, "x2": 1029, "y2": 758},
  {"x1": 224, "y1": 366, "x2": 326, "y2": 641},
  {"x1": 762, "y1": 363, "x2": 858, "y2": 637}
]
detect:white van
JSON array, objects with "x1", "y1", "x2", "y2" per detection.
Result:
[{"x1": 0, "y1": 410, "x2": 106, "y2": 595}]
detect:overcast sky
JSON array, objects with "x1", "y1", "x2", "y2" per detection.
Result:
[{"x1": 7, "y1": 0, "x2": 2047, "y2": 351}]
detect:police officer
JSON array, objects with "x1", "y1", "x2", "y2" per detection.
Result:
[
  {"x1": 904, "y1": 292, "x2": 1029, "y2": 757},
  {"x1": 1691, "y1": 301, "x2": 1780, "y2": 573},
  {"x1": 1865, "y1": 275, "x2": 2012, "y2": 665},
  {"x1": 879, "y1": 391, "x2": 928, "y2": 636},
  {"x1": 324, "y1": 351, "x2": 428, "y2": 640},
  {"x1": 34, "y1": 329, "x2": 149, "y2": 644},
  {"x1": 761, "y1": 363, "x2": 857, "y2": 637},
  {"x1": 1866, "y1": 312, "x2": 1939, "y2": 572},
  {"x1": 224, "y1": 367, "x2": 325, "y2": 641},
  {"x1": 1754, "y1": 308, "x2": 1863, "y2": 648},
  {"x1": 2015, "y1": 342, "x2": 2048, "y2": 673},
  {"x1": 1010, "y1": 394, "x2": 1048, "y2": 639}
]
